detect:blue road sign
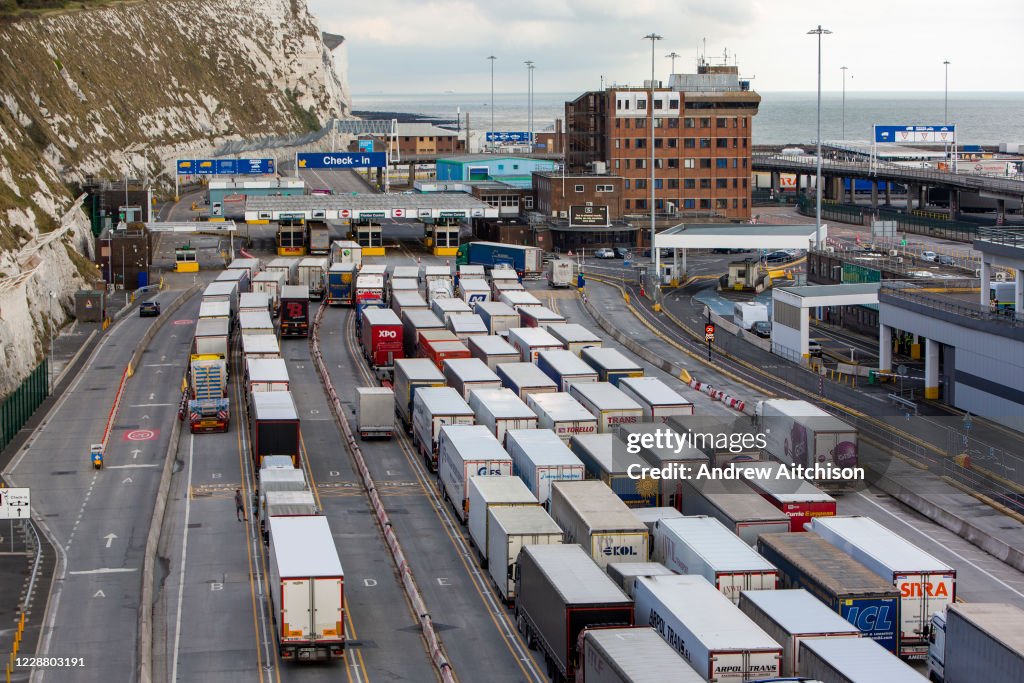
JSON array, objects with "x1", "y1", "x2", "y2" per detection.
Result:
[
  {"x1": 486, "y1": 131, "x2": 531, "y2": 143},
  {"x1": 297, "y1": 152, "x2": 386, "y2": 169},
  {"x1": 177, "y1": 158, "x2": 275, "y2": 175},
  {"x1": 874, "y1": 125, "x2": 956, "y2": 144},
  {"x1": 358, "y1": 139, "x2": 374, "y2": 153}
]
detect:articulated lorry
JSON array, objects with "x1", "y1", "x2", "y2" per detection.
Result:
[
  {"x1": 188, "y1": 357, "x2": 229, "y2": 433},
  {"x1": 927, "y1": 602, "x2": 1024, "y2": 683}
]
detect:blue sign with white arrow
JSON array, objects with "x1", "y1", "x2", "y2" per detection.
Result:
[
  {"x1": 297, "y1": 152, "x2": 387, "y2": 169},
  {"x1": 486, "y1": 131, "x2": 531, "y2": 143},
  {"x1": 177, "y1": 158, "x2": 275, "y2": 175}
]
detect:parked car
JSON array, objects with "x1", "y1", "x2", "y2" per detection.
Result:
[
  {"x1": 936, "y1": 254, "x2": 954, "y2": 265},
  {"x1": 139, "y1": 301, "x2": 161, "y2": 317},
  {"x1": 594, "y1": 248, "x2": 615, "y2": 259},
  {"x1": 765, "y1": 250, "x2": 792, "y2": 263},
  {"x1": 921, "y1": 251, "x2": 937, "y2": 262},
  {"x1": 751, "y1": 320, "x2": 772, "y2": 338},
  {"x1": 613, "y1": 247, "x2": 630, "y2": 259},
  {"x1": 807, "y1": 340, "x2": 823, "y2": 357}
]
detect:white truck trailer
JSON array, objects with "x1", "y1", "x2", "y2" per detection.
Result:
[
  {"x1": 549, "y1": 480, "x2": 649, "y2": 568},
  {"x1": 437, "y1": 425, "x2": 513, "y2": 522},
  {"x1": 466, "y1": 475, "x2": 537, "y2": 565}
]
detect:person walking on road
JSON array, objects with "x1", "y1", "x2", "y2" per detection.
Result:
[{"x1": 235, "y1": 488, "x2": 245, "y2": 521}]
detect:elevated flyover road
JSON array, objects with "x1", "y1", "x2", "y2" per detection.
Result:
[{"x1": 3, "y1": 287, "x2": 198, "y2": 683}]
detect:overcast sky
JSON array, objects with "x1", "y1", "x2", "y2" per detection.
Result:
[{"x1": 310, "y1": 0, "x2": 1023, "y2": 94}]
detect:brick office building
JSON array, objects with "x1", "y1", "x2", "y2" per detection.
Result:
[{"x1": 565, "y1": 62, "x2": 760, "y2": 222}]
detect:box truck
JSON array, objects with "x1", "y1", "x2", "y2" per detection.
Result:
[
  {"x1": 546, "y1": 259, "x2": 576, "y2": 289},
  {"x1": 329, "y1": 240, "x2": 361, "y2": 268},
  {"x1": 545, "y1": 323, "x2": 601, "y2": 355},
  {"x1": 680, "y1": 476, "x2": 791, "y2": 545},
  {"x1": 528, "y1": 392, "x2": 598, "y2": 443},
  {"x1": 474, "y1": 301, "x2": 520, "y2": 335},
  {"x1": 249, "y1": 391, "x2": 301, "y2": 468},
  {"x1": 447, "y1": 313, "x2": 488, "y2": 342},
  {"x1": 412, "y1": 387, "x2": 475, "y2": 471},
  {"x1": 579, "y1": 627, "x2": 701, "y2": 683},
  {"x1": 459, "y1": 278, "x2": 491, "y2": 305},
  {"x1": 808, "y1": 516, "x2": 956, "y2": 659},
  {"x1": 392, "y1": 265, "x2": 420, "y2": 281},
  {"x1": 462, "y1": 241, "x2": 543, "y2": 277},
  {"x1": 246, "y1": 358, "x2": 290, "y2": 393},
  {"x1": 468, "y1": 388, "x2": 538, "y2": 445},
  {"x1": 496, "y1": 362, "x2": 558, "y2": 401},
  {"x1": 253, "y1": 270, "x2": 286, "y2": 314},
  {"x1": 422, "y1": 338, "x2": 471, "y2": 371},
  {"x1": 653, "y1": 516, "x2": 778, "y2": 604},
  {"x1": 242, "y1": 334, "x2": 281, "y2": 361},
  {"x1": 467, "y1": 475, "x2": 537, "y2": 564},
  {"x1": 509, "y1": 327, "x2": 564, "y2": 363},
  {"x1": 568, "y1": 382, "x2": 643, "y2": 433},
  {"x1": 192, "y1": 318, "x2": 230, "y2": 360},
  {"x1": 215, "y1": 267, "x2": 250, "y2": 294},
  {"x1": 505, "y1": 429, "x2": 585, "y2": 506},
  {"x1": 634, "y1": 575, "x2": 783, "y2": 682},
  {"x1": 519, "y1": 305, "x2": 566, "y2": 329},
  {"x1": 227, "y1": 257, "x2": 261, "y2": 280},
  {"x1": 734, "y1": 461, "x2": 836, "y2": 531},
  {"x1": 360, "y1": 308, "x2": 404, "y2": 371},
  {"x1": 199, "y1": 300, "x2": 232, "y2": 325},
  {"x1": 266, "y1": 257, "x2": 300, "y2": 285},
  {"x1": 757, "y1": 532, "x2": 901, "y2": 653},
  {"x1": 238, "y1": 310, "x2": 275, "y2": 337},
  {"x1": 549, "y1": 480, "x2": 649, "y2": 568},
  {"x1": 487, "y1": 506, "x2": 563, "y2": 603},
  {"x1": 799, "y1": 637, "x2": 925, "y2": 683},
  {"x1": 442, "y1": 358, "x2": 502, "y2": 400},
  {"x1": 393, "y1": 358, "x2": 447, "y2": 431},
  {"x1": 279, "y1": 285, "x2": 310, "y2": 337},
  {"x1": 514, "y1": 545, "x2": 633, "y2": 682},
  {"x1": 308, "y1": 222, "x2": 330, "y2": 255},
  {"x1": 431, "y1": 296, "x2": 473, "y2": 324},
  {"x1": 492, "y1": 278, "x2": 525, "y2": 300},
  {"x1": 739, "y1": 589, "x2": 863, "y2": 676},
  {"x1": 468, "y1": 335, "x2": 521, "y2": 371},
  {"x1": 356, "y1": 387, "x2": 394, "y2": 440},
  {"x1": 401, "y1": 309, "x2": 445, "y2": 357},
  {"x1": 733, "y1": 302, "x2": 769, "y2": 331},
  {"x1": 500, "y1": 290, "x2": 542, "y2": 311},
  {"x1": 297, "y1": 257, "x2": 328, "y2": 299},
  {"x1": 570, "y1": 433, "x2": 662, "y2": 508},
  {"x1": 326, "y1": 262, "x2": 356, "y2": 306},
  {"x1": 617, "y1": 377, "x2": 693, "y2": 421},
  {"x1": 754, "y1": 399, "x2": 858, "y2": 492},
  {"x1": 239, "y1": 292, "x2": 270, "y2": 315},
  {"x1": 437, "y1": 425, "x2": 513, "y2": 522},
  {"x1": 267, "y1": 516, "x2": 345, "y2": 660},
  {"x1": 538, "y1": 350, "x2": 600, "y2": 391},
  {"x1": 459, "y1": 264, "x2": 485, "y2": 279},
  {"x1": 605, "y1": 562, "x2": 675, "y2": 599},
  {"x1": 580, "y1": 347, "x2": 644, "y2": 386},
  {"x1": 391, "y1": 290, "x2": 428, "y2": 319},
  {"x1": 927, "y1": 602, "x2": 1024, "y2": 683}
]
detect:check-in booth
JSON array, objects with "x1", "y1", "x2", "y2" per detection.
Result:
[
  {"x1": 354, "y1": 217, "x2": 384, "y2": 256},
  {"x1": 432, "y1": 219, "x2": 460, "y2": 258}
]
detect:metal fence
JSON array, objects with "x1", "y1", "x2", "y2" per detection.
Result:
[
  {"x1": 797, "y1": 195, "x2": 983, "y2": 242},
  {"x1": 0, "y1": 360, "x2": 49, "y2": 452}
]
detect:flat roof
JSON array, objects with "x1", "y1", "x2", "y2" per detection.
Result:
[
  {"x1": 246, "y1": 194, "x2": 494, "y2": 211},
  {"x1": 656, "y1": 223, "x2": 823, "y2": 250},
  {"x1": 774, "y1": 283, "x2": 880, "y2": 308},
  {"x1": 438, "y1": 154, "x2": 555, "y2": 164}
]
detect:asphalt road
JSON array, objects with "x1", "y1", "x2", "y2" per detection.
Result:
[{"x1": 4, "y1": 287, "x2": 197, "y2": 683}]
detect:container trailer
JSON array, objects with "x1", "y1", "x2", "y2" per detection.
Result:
[
  {"x1": 680, "y1": 475, "x2": 792, "y2": 545},
  {"x1": 569, "y1": 433, "x2": 662, "y2": 508},
  {"x1": 580, "y1": 347, "x2": 644, "y2": 387},
  {"x1": 442, "y1": 358, "x2": 502, "y2": 400},
  {"x1": 545, "y1": 323, "x2": 601, "y2": 355},
  {"x1": 392, "y1": 358, "x2": 447, "y2": 431},
  {"x1": 468, "y1": 335, "x2": 521, "y2": 371},
  {"x1": 467, "y1": 475, "x2": 537, "y2": 564},
  {"x1": 799, "y1": 637, "x2": 926, "y2": 683},
  {"x1": 537, "y1": 350, "x2": 600, "y2": 391},
  {"x1": 487, "y1": 506, "x2": 563, "y2": 603},
  {"x1": 412, "y1": 387, "x2": 475, "y2": 471},
  {"x1": 356, "y1": 387, "x2": 394, "y2": 439},
  {"x1": 605, "y1": 562, "x2": 675, "y2": 599},
  {"x1": 528, "y1": 392, "x2": 599, "y2": 443},
  {"x1": 245, "y1": 357, "x2": 290, "y2": 393},
  {"x1": 437, "y1": 425, "x2": 513, "y2": 522},
  {"x1": 617, "y1": 377, "x2": 693, "y2": 421},
  {"x1": 579, "y1": 627, "x2": 701, "y2": 683},
  {"x1": 496, "y1": 362, "x2": 558, "y2": 401},
  {"x1": 279, "y1": 285, "x2": 310, "y2": 337},
  {"x1": 927, "y1": 602, "x2": 1024, "y2": 683},
  {"x1": 508, "y1": 327, "x2": 564, "y2": 363},
  {"x1": 568, "y1": 382, "x2": 643, "y2": 433},
  {"x1": 468, "y1": 388, "x2": 538, "y2": 445},
  {"x1": 519, "y1": 305, "x2": 566, "y2": 329},
  {"x1": 474, "y1": 301, "x2": 520, "y2": 336},
  {"x1": 249, "y1": 390, "x2": 301, "y2": 468},
  {"x1": 505, "y1": 428, "x2": 586, "y2": 506},
  {"x1": 549, "y1": 480, "x2": 649, "y2": 568},
  {"x1": 325, "y1": 262, "x2": 356, "y2": 306}
]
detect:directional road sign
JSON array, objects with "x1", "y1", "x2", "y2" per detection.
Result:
[
  {"x1": 874, "y1": 125, "x2": 956, "y2": 144},
  {"x1": 486, "y1": 132, "x2": 531, "y2": 143},
  {"x1": 176, "y1": 158, "x2": 274, "y2": 175},
  {"x1": 297, "y1": 152, "x2": 387, "y2": 169},
  {"x1": 0, "y1": 488, "x2": 31, "y2": 519}
]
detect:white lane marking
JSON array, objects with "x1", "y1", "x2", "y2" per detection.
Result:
[
  {"x1": 171, "y1": 433, "x2": 194, "y2": 683},
  {"x1": 69, "y1": 567, "x2": 138, "y2": 575},
  {"x1": 130, "y1": 403, "x2": 175, "y2": 407},
  {"x1": 856, "y1": 491, "x2": 1024, "y2": 600},
  {"x1": 105, "y1": 464, "x2": 160, "y2": 469}
]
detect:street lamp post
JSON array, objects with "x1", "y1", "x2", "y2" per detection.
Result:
[
  {"x1": 487, "y1": 56, "x2": 496, "y2": 148},
  {"x1": 665, "y1": 51, "x2": 680, "y2": 75},
  {"x1": 808, "y1": 25, "x2": 832, "y2": 247},
  {"x1": 840, "y1": 66, "x2": 849, "y2": 140},
  {"x1": 525, "y1": 61, "x2": 535, "y2": 151},
  {"x1": 644, "y1": 33, "x2": 662, "y2": 288},
  {"x1": 943, "y1": 60, "x2": 950, "y2": 124}
]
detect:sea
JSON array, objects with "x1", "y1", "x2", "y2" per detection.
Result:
[{"x1": 351, "y1": 91, "x2": 1024, "y2": 146}]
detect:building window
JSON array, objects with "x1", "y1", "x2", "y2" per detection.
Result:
[
  {"x1": 684, "y1": 159, "x2": 695, "y2": 168},
  {"x1": 742, "y1": 178, "x2": 748, "y2": 188},
  {"x1": 684, "y1": 178, "x2": 695, "y2": 189},
  {"x1": 615, "y1": 119, "x2": 620, "y2": 128},
  {"x1": 635, "y1": 119, "x2": 646, "y2": 129},
  {"x1": 700, "y1": 179, "x2": 711, "y2": 189},
  {"x1": 624, "y1": 139, "x2": 630, "y2": 148},
  {"x1": 716, "y1": 198, "x2": 728, "y2": 209},
  {"x1": 623, "y1": 100, "x2": 630, "y2": 110},
  {"x1": 733, "y1": 178, "x2": 738, "y2": 188},
  {"x1": 624, "y1": 199, "x2": 631, "y2": 209},
  {"x1": 716, "y1": 178, "x2": 728, "y2": 189},
  {"x1": 716, "y1": 158, "x2": 728, "y2": 168},
  {"x1": 668, "y1": 179, "x2": 679, "y2": 189},
  {"x1": 684, "y1": 199, "x2": 696, "y2": 209},
  {"x1": 513, "y1": 164, "x2": 519, "y2": 169},
  {"x1": 654, "y1": 99, "x2": 663, "y2": 110},
  {"x1": 654, "y1": 138, "x2": 663, "y2": 148},
  {"x1": 668, "y1": 118, "x2": 679, "y2": 128},
  {"x1": 670, "y1": 99, "x2": 679, "y2": 109},
  {"x1": 716, "y1": 117, "x2": 727, "y2": 128},
  {"x1": 636, "y1": 159, "x2": 646, "y2": 169},
  {"x1": 684, "y1": 138, "x2": 695, "y2": 149},
  {"x1": 700, "y1": 117, "x2": 711, "y2": 128},
  {"x1": 668, "y1": 138, "x2": 678, "y2": 148},
  {"x1": 716, "y1": 138, "x2": 728, "y2": 148},
  {"x1": 635, "y1": 179, "x2": 647, "y2": 189},
  {"x1": 655, "y1": 159, "x2": 664, "y2": 169},
  {"x1": 700, "y1": 199, "x2": 711, "y2": 209},
  {"x1": 524, "y1": 196, "x2": 534, "y2": 209},
  {"x1": 497, "y1": 164, "x2": 504, "y2": 170},
  {"x1": 699, "y1": 158, "x2": 712, "y2": 169},
  {"x1": 615, "y1": 160, "x2": 620, "y2": 169},
  {"x1": 617, "y1": 99, "x2": 622, "y2": 110},
  {"x1": 615, "y1": 139, "x2": 621, "y2": 149},
  {"x1": 733, "y1": 198, "x2": 739, "y2": 208},
  {"x1": 624, "y1": 180, "x2": 630, "y2": 189},
  {"x1": 654, "y1": 117, "x2": 663, "y2": 128},
  {"x1": 624, "y1": 118, "x2": 631, "y2": 128},
  {"x1": 636, "y1": 199, "x2": 647, "y2": 209},
  {"x1": 575, "y1": 184, "x2": 584, "y2": 192},
  {"x1": 597, "y1": 184, "x2": 614, "y2": 192},
  {"x1": 743, "y1": 198, "x2": 748, "y2": 208},
  {"x1": 741, "y1": 117, "x2": 747, "y2": 128},
  {"x1": 654, "y1": 179, "x2": 663, "y2": 189},
  {"x1": 667, "y1": 158, "x2": 679, "y2": 169},
  {"x1": 700, "y1": 138, "x2": 711, "y2": 148},
  {"x1": 742, "y1": 137, "x2": 748, "y2": 148},
  {"x1": 684, "y1": 118, "x2": 695, "y2": 128},
  {"x1": 742, "y1": 158, "x2": 748, "y2": 168},
  {"x1": 624, "y1": 159, "x2": 630, "y2": 169},
  {"x1": 637, "y1": 99, "x2": 647, "y2": 110}
]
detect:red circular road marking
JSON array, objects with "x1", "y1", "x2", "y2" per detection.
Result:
[
  {"x1": 173, "y1": 319, "x2": 194, "y2": 325},
  {"x1": 124, "y1": 429, "x2": 159, "y2": 441}
]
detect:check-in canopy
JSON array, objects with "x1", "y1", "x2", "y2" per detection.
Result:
[
  {"x1": 771, "y1": 283, "x2": 880, "y2": 362},
  {"x1": 655, "y1": 223, "x2": 825, "y2": 251}
]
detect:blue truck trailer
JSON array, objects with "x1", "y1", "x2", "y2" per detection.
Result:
[
  {"x1": 757, "y1": 532, "x2": 900, "y2": 654},
  {"x1": 457, "y1": 241, "x2": 543, "y2": 277}
]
